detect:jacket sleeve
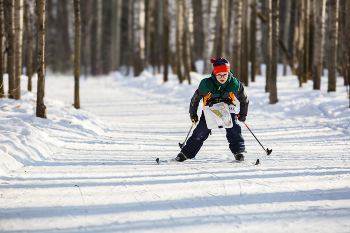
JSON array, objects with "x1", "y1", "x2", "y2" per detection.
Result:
[
  {"x1": 189, "y1": 86, "x2": 206, "y2": 115},
  {"x1": 234, "y1": 83, "x2": 249, "y2": 115}
]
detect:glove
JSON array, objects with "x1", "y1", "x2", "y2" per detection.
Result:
[
  {"x1": 237, "y1": 114, "x2": 246, "y2": 122},
  {"x1": 190, "y1": 114, "x2": 198, "y2": 124}
]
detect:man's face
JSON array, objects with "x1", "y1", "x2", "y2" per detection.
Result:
[{"x1": 215, "y1": 72, "x2": 229, "y2": 84}]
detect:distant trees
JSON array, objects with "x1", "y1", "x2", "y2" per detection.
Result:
[{"x1": 0, "y1": 0, "x2": 349, "y2": 108}]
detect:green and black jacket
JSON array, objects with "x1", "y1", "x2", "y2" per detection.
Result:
[{"x1": 189, "y1": 71, "x2": 249, "y2": 116}]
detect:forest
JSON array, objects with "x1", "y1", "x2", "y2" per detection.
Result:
[{"x1": 1, "y1": 0, "x2": 350, "y2": 118}]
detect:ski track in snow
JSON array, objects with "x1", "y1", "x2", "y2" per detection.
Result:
[{"x1": 1, "y1": 72, "x2": 350, "y2": 232}]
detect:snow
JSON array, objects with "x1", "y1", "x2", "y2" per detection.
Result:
[{"x1": 0, "y1": 68, "x2": 350, "y2": 232}]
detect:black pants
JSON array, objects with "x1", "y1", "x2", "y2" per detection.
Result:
[{"x1": 181, "y1": 111, "x2": 245, "y2": 159}]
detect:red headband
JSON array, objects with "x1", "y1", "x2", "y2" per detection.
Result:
[{"x1": 213, "y1": 65, "x2": 230, "y2": 74}]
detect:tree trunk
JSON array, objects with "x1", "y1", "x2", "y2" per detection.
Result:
[
  {"x1": 193, "y1": 0, "x2": 203, "y2": 62},
  {"x1": 250, "y1": 0, "x2": 257, "y2": 82},
  {"x1": 309, "y1": 0, "x2": 315, "y2": 79},
  {"x1": 282, "y1": 0, "x2": 291, "y2": 75},
  {"x1": 126, "y1": 0, "x2": 133, "y2": 75},
  {"x1": 296, "y1": 0, "x2": 305, "y2": 87},
  {"x1": 133, "y1": 0, "x2": 145, "y2": 77},
  {"x1": 345, "y1": 0, "x2": 350, "y2": 89},
  {"x1": 111, "y1": 0, "x2": 122, "y2": 71},
  {"x1": 163, "y1": 0, "x2": 169, "y2": 82},
  {"x1": 0, "y1": 0, "x2": 4, "y2": 97},
  {"x1": 312, "y1": 0, "x2": 325, "y2": 90},
  {"x1": 265, "y1": 0, "x2": 272, "y2": 92},
  {"x1": 203, "y1": 0, "x2": 218, "y2": 74},
  {"x1": 232, "y1": 0, "x2": 242, "y2": 81},
  {"x1": 303, "y1": 0, "x2": 310, "y2": 83},
  {"x1": 241, "y1": 0, "x2": 249, "y2": 86},
  {"x1": 14, "y1": 0, "x2": 23, "y2": 100},
  {"x1": 24, "y1": 0, "x2": 32, "y2": 92},
  {"x1": 327, "y1": 0, "x2": 339, "y2": 92},
  {"x1": 183, "y1": 0, "x2": 192, "y2": 84},
  {"x1": 269, "y1": 0, "x2": 279, "y2": 104},
  {"x1": 74, "y1": 0, "x2": 80, "y2": 109},
  {"x1": 36, "y1": 0, "x2": 46, "y2": 118},
  {"x1": 175, "y1": 0, "x2": 184, "y2": 82},
  {"x1": 6, "y1": 0, "x2": 15, "y2": 99}
]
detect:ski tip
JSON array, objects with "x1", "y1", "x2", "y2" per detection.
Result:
[
  {"x1": 156, "y1": 158, "x2": 160, "y2": 164},
  {"x1": 255, "y1": 159, "x2": 260, "y2": 165}
]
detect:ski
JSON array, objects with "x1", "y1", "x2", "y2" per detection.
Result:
[
  {"x1": 156, "y1": 158, "x2": 260, "y2": 165},
  {"x1": 156, "y1": 158, "x2": 177, "y2": 164}
]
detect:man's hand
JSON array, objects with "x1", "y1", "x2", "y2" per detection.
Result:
[
  {"x1": 190, "y1": 114, "x2": 198, "y2": 124},
  {"x1": 237, "y1": 114, "x2": 246, "y2": 122}
]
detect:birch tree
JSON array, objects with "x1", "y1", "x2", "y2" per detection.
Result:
[
  {"x1": 6, "y1": 0, "x2": 16, "y2": 99},
  {"x1": 0, "y1": 0, "x2": 4, "y2": 97},
  {"x1": 133, "y1": 0, "x2": 145, "y2": 77},
  {"x1": 36, "y1": 0, "x2": 46, "y2": 118},
  {"x1": 74, "y1": 0, "x2": 81, "y2": 109},
  {"x1": 327, "y1": 0, "x2": 339, "y2": 92},
  {"x1": 232, "y1": 0, "x2": 242, "y2": 81},
  {"x1": 269, "y1": 0, "x2": 279, "y2": 104},
  {"x1": 24, "y1": 0, "x2": 33, "y2": 91},
  {"x1": 312, "y1": 0, "x2": 325, "y2": 90}
]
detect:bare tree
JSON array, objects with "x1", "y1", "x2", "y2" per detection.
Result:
[
  {"x1": 327, "y1": 0, "x2": 339, "y2": 92},
  {"x1": 251, "y1": 0, "x2": 258, "y2": 82},
  {"x1": 175, "y1": 0, "x2": 184, "y2": 82},
  {"x1": 269, "y1": 0, "x2": 278, "y2": 104},
  {"x1": 232, "y1": 0, "x2": 242, "y2": 81},
  {"x1": 111, "y1": 0, "x2": 122, "y2": 71},
  {"x1": 163, "y1": 0, "x2": 169, "y2": 82},
  {"x1": 241, "y1": 0, "x2": 249, "y2": 86},
  {"x1": 265, "y1": 0, "x2": 272, "y2": 92},
  {"x1": 183, "y1": 0, "x2": 192, "y2": 84},
  {"x1": 126, "y1": 0, "x2": 133, "y2": 76},
  {"x1": 133, "y1": 0, "x2": 145, "y2": 77},
  {"x1": 36, "y1": 0, "x2": 46, "y2": 118},
  {"x1": 24, "y1": 0, "x2": 32, "y2": 91},
  {"x1": 282, "y1": 0, "x2": 291, "y2": 76},
  {"x1": 312, "y1": 0, "x2": 326, "y2": 90},
  {"x1": 6, "y1": 0, "x2": 16, "y2": 99},
  {"x1": 346, "y1": 0, "x2": 350, "y2": 106},
  {"x1": 74, "y1": 0, "x2": 80, "y2": 109},
  {"x1": 203, "y1": 0, "x2": 218, "y2": 74},
  {"x1": 0, "y1": 0, "x2": 4, "y2": 97},
  {"x1": 14, "y1": 0, "x2": 23, "y2": 100}
]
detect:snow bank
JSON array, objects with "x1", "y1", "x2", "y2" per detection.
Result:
[{"x1": 0, "y1": 84, "x2": 105, "y2": 176}]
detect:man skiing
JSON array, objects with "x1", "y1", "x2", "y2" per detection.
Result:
[{"x1": 176, "y1": 57, "x2": 249, "y2": 162}]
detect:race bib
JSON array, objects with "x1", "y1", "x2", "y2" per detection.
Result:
[{"x1": 203, "y1": 102, "x2": 233, "y2": 129}]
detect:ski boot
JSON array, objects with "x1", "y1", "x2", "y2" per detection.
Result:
[
  {"x1": 175, "y1": 152, "x2": 187, "y2": 162},
  {"x1": 234, "y1": 152, "x2": 245, "y2": 161}
]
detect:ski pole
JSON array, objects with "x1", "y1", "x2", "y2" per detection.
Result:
[
  {"x1": 238, "y1": 115, "x2": 272, "y2": 155},
  {"x1": 179, "y1": 123, "x2": 195, "y2": 149}
]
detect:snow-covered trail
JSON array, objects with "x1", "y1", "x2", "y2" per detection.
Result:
[{"x1": 1, "y1": 73, "x2": 350, "y2": 232}]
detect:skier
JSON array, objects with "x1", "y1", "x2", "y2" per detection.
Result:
[{"x1": 176, "y1": 57, "x2": 249, "y2": 162}]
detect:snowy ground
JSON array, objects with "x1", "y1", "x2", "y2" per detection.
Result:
[{"x1": 1, "y1": 68, "x2": 350, "y2": 232}]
